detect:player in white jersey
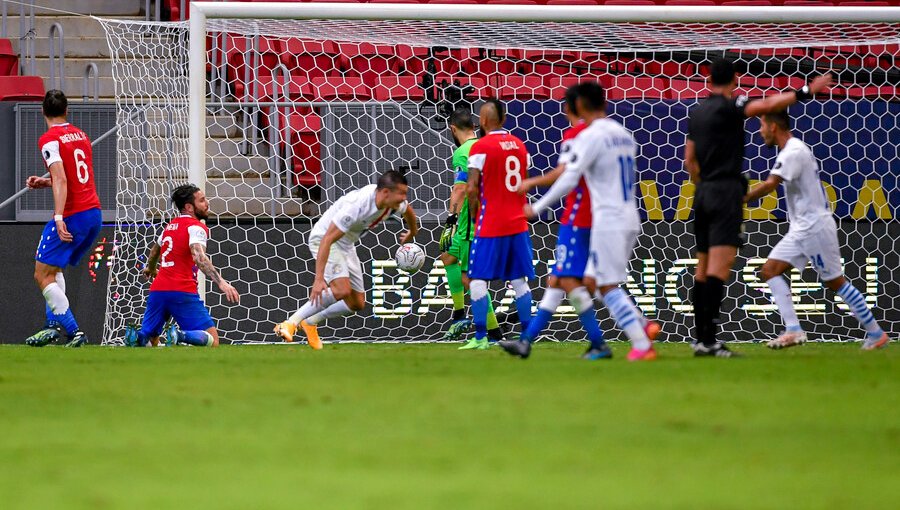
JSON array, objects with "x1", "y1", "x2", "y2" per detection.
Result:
[
  {"x1": 523, "y1": 82, "x2": 657, "y2": 361},
  {"x1": 274, "y1": 170, "x2": 418, "y2": 348},
  {"x1": 745, "y1": 110, "x2": 888, "y2": 350}
]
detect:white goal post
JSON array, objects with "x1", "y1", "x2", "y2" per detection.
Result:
[{"x1": 98, "y1": 3, "x2": 900, "y2": 345}]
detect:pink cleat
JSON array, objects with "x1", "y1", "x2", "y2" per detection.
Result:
[
  {"x1": 767, "y1": 331, "x2": 807, "y2": 350},
  {"x1": 627, "y1": 347, "x2": 657, "y2": 362},
  {"x1": 861, "y1": 332, "x2": 889, "y2": 351}
]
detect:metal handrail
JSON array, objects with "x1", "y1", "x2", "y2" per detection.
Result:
[
  {"x1": 83, "y1": 63, "x2": 99, "y2": 102},
  {"x1": 18, "y1": 0, "x2": 35, "y2": 76},
  {"x1": 48, "y1": 22, "x2": 64, "y2": 91},
  {"x1": 268, "y1": 63, "x2": 291, "y2": 200}
]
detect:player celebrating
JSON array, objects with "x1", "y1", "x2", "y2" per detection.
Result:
[
  {"x1": 274, "y1": 170, "x2": 418, "y2": 348},
  {"x1": 438, "y1": 107, "x2": 504, "y2": 346},
  {"x1": 125, "y1": 184, "x2": 240, "y2": 347},
  {"x1": 504, "y1": 82, "x2": 656, "y2": 361},
  {"x1": 745, "y1": 110, "x2": 889, "y2": 350},
  {"x1": 464, "y1": 98, "x2": 534, "y2": 351},
  {"x1": 684, "y1": 58, "x2": 832, "y2": 357},
  {"x1": 512, "y1": 86, "x2": 613, "y2": 359},
  {"x1": 25, "y1": 90, "x2": 102, "y2": 347}
]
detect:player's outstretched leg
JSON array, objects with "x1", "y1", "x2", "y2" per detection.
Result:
[
  {"x1": 166, "y1": 324, "x2": 217, "y2": 347},
  {"x1": 500, "y1": 286, "x2": 562, "y2": 358},
  {"x1": 827, "y1": 277, "x2": 889, "y2": 350},
  {"x1": 30, "y1": 266, "x2": 85, "y2": 347},
  {"x1": 600, "y1": 286, "x2": 656, "y2": 361},
  {"x1": 569, "y1": 286, "x2": 612, "y2": 360},
  {"x1": 461, "y1": 279, "x2": 490, "y2": 350},
  {"x1": 762, "y1": 259, "x2": 807, "y2": 349}
]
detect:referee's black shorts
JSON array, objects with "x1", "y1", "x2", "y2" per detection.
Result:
[{"x1": 693, "y1": 179, "x2": 747, "y2": 253}]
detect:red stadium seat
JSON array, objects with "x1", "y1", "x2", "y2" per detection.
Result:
[
  {"x1": 281, "y1": 112, "x2": 323, "y2": 187},
  {"x1": 664, "y1": 0, "x2": 716, "y2": 5},
  {"x1": 486, "y1": 0, "x2": 539, "y2": 4},
  {"x1": 835, "y1": 1, "x2": 890, "y2": 5},
  {"x1": 545, "y1": 75, "x2": 593, "y2": 100},
  {"x1": 0, "y1": 39, "x2": 18, "y2": 76},
  {"x1": 427, "y1": 0, "x2": 479, "y2": 4},
  {"x1": 372, "y1": 76, "x2": 426, "y2": 101},
  {"x1": 722, "y1": 1, "x2": 773, "y2": 5},
  {"x1": 601, "y1": 0, "x2": 656, "y2": 4},
  {"x1": 0, "y1": 76, "x2": 44, "y2": 101},
  {"x1": 782, "y1": 1, "x2": 835, "y2": 5},
  {"x1": 494, "y1": 75, "x2": 552, "y2": 100},
  {"x1": 298, "y1": 76, "x2": 371, "y2": 101},
  {"x1": 546, "y1": 0, "x2": 601, "y2": 4},
  {"x1": 665, "y1": 79, "x2": 709, "y2": 100},
  {"x1": 607, "y1": 76, "x2": 667, "y2": 100}
]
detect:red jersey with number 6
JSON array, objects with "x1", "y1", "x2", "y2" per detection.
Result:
[
  {"x1": 150, "y1": 215, "x2": 210, "y2": 294},
  {"x1": 39, "y1": 123, "x2": 101, "y2": 217},
  {"x1": 467, "y1": 130, "x2": 529, "y2": 238}
]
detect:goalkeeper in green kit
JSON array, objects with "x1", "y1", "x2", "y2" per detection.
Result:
[{"x1": 439, "y1": 107, "x2": 504, "y2": 347}]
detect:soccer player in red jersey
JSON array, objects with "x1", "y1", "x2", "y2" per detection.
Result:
[
  {"x1": 505, "y1": 86, "x2": 612, "y2": 359},
  {"x1": 465, "y1": 99, "x2": 534, "y2": 351},
  {"x1": 125, "y1": 184, "x2": 239, "y2": 347},
  {"x1": 25, "y1": 90, "x2": 103, "y2": 347}
]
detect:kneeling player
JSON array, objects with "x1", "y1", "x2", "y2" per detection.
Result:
[
  {"x1": 125, "y1": 184, "x2": 240, "y2": 347},
  {"x1": 745, "y1": 110, "x2": 888, "y2": 350},
  {"x1": 274, "y1": 170, "x2": 418, "y2": 348}
]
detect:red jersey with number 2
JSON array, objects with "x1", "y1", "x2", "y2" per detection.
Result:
[
  {"x1": 467, "y1": 130, "x2": 529, "y2": 238},
  {"x1": 38, "y1": 123, "x2": 101, "y2": 217},
  {"x1": 559, "y1": 122, "x2": 593, "y2": 228},
  {"x1": 150, "y1": 215, "x2": 210, "y2": 294}
]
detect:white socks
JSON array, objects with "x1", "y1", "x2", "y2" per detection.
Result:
[
  {"x1": 289, "y1": 289, "x2": 337, "y2": 326},
  {"x1": 42, "y1": 282, "x2": 70, "y2": 315},
  {"x1": 308, "y1": 301, "x2": 353, "y2": 325},
  {"x1": 766, "y1": 276, "x2": 802, "y2": 332}
]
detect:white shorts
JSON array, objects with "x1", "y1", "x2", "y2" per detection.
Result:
[
  {"x1": 584, "y1": 228, "x2": 639, "y2": 286},
  {"x1": 309, "y1": 240, "x2": 365, "y2": 292},
  {"x1": 768, "y1": 220, "x2": 843, "y2": 281}
]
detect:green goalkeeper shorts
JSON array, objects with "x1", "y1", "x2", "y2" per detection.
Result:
[{"x1": 447, "y1": 234, "x2": 471, "y2": 272}]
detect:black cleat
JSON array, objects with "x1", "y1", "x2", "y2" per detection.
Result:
[
  {"x1": 582, "y1": 344, "x2": 614, "y2": 360},
  {"x1": 499, "y1": 339, "x2": 531, "y2": 359},
  {"x1": 692, "y1": 341, "x2": 739, "y2": 358},
  {"x1": 25, "y1": 326, "x2": 62, "y2": 347},
  {"x1": 64, "y1": 331, "x2": 87, "y2": 348}
]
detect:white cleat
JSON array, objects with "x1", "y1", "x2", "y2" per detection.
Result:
[
  {"x1": 766, "y1": 331, "x2": 808, "y2": 350},
  {"x1": 861, "y1": 332, "x2": 889, "y2": 351}
]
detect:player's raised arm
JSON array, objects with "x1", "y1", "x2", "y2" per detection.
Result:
[
  {"x1": 743, "y1": 74, "x2": 833, "y2": 118},
  {"x1": 190, "y1": 241, "x2": 239, "y2": 304},
  {"x1": 399, "y1": 205, "x2": 418, "y2": 245},
  {"x1": 530, "y1": 136, "x2": 593, "y2": 217}
]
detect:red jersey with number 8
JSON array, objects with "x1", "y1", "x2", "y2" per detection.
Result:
[
  {"x1": 467, "y1": 130, "x2": 529, "y2": 238},
  {"x1": 150, "y1": 215, "x2": 210, "y2": 294},
  {"x1": 39, "y1": 123, "x2": 101, "y2": 217}
]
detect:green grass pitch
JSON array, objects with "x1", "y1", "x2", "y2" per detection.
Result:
[{"x1": 1, "y1": 342, "x2": 897, "y2": 510}]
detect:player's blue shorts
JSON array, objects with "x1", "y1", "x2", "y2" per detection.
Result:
[
  {"x1": 140, "y1": 291, "x2": 215, "y2": 337},
  {"x1": 468, "y1": 231, "x2": 535, "y2": 281},
  {"x1": 35, "y1": 207, "x2": 102, "y2": 268},
  {"x1": 551, "y1": 225, "x2": 591, "y2": 278}
]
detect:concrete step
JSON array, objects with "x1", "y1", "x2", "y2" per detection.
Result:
[
  {"x1": 12, "y1": 36, "x2": 180, "y2": 59},
  {"x1": 208, "y1": 197, "x2": 306, "y2": 218},
  {"x1": 120, "y1": 137, "x2": 271, "y2": 159},
  {"x1": 121, "y1": 154, "x2": 272, "y2": 178},
  {"x1": 31, "y1": 1, "x2": 144, "y2": 16},
  {"x1": 117, "y1": 113, "x2": 244, "y2": 139},
  {"x1": 4, "y1": 14, "x2": 143, "y2": 39},
  {"x1": 31, "y1": 57, "x2": 113, "y2": 78},
  {"x1": 208, "y1": 176, "x2": 280, "y2": 199}
]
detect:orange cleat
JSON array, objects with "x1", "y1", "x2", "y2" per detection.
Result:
[
  {"x1": 274, "y1": 321, "x2": 297, "y2": 343},
  {"x1": 300, "y1": 320, "x2": 322, "y2": 350}
]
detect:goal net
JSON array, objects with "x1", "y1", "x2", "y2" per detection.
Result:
[{"x1": 97, "y1": 4, "x2": 900, "y2": 345}]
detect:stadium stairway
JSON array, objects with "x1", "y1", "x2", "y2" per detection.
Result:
[{"x1": 4, "y1": 1, "x2": 282, "y2": 218}]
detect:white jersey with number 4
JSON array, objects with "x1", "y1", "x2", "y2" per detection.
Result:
[
  {"x1": 533, "y1": 117, "x2": 640, "y2": 232},
  {"x1": 770, "y1": 137, "x2": 833, "y2": 234},
  {"x1": 309, "y1": 184, "x2": 408, "y2": 249}
]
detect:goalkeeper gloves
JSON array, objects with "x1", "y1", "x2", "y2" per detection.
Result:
[{"x1": 439, "y1": 214, "x2": 458, "y2": 253}]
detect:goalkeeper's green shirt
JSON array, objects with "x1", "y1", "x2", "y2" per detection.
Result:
[{"x1": 451, "y1": 138, "x2": 478, "y2": 241}]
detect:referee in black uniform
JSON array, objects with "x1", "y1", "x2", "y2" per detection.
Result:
[{"x1": 684, "y1": 59, "x2": 833, "y2": 357}]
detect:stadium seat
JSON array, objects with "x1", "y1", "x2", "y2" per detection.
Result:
[
  {"x1": 486, "y1": 0, "x2": 539, "y2": 4},
  {"x1": 305, "y1": 76, "x2": 372, "y2": 101},
  {"x1": 607, "y1": 76, "x2": 667, "y2": 100},
  {"x1": 722, "y1": 1, "x2": 773, "y2": 5},
  {"x1": 836, "y1": 1, "x2": 890, "y2": 5},
  {"x1": 371, "y1": 76, "x2": 426, "y2": 101},
  {"x1": 0, "y1": 39, "x2": 17, "y2": 76},
  {"x1": 0, "y1": 76, "x2": 45, "y2": 101},
  {"x1": 282, "y1": 38, "x2": 339, "y2": 78},
  {"x1": 782, "y1": 1, "x2": 835, "y2": 5},
  {"x1": 282, "y1": 112, "x2": 323, "y2": 187},
  {"x1": 664, "y1": 0, "x2": 716, "y2": 5},
  {"x1": 545, "y1": 75, "x2": 591, "y2": 100},
  {"x1": 665, "y1": 78, "x2": 708, "y2": 100},
  {"x1": 546, "y1": 0, "x2": 601, "y2": 4},
  {"x1": 601, "y1": 0, "x2": 656, "y2": 5},
  {"x1": 427, "y1": 0, "x2": 479, "y2": 4},
  {"x1": 494, "y1": 75, "x2": 552, "y2": 100}
]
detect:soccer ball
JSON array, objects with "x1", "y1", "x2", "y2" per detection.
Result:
[{"x1": 395, "y1": 243, "x2": 426, "y2": 273}]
